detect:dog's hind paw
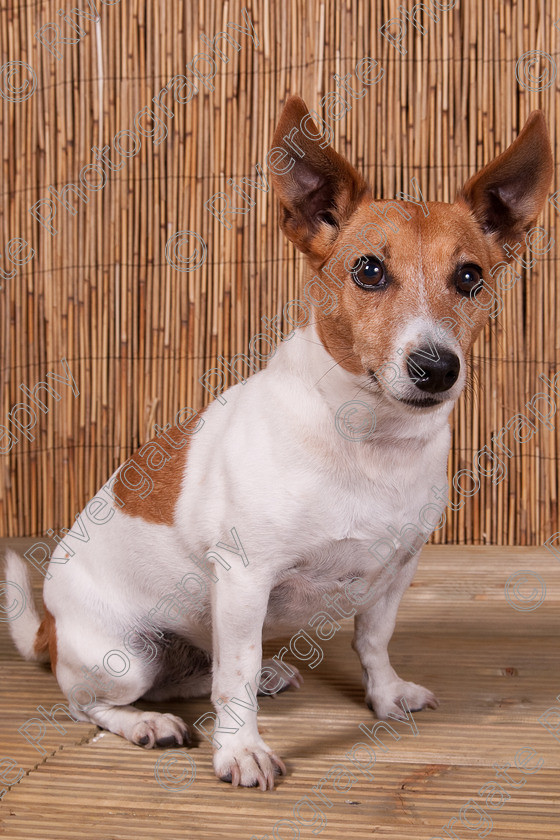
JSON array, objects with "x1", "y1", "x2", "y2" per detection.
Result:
[
  {"x1": 130, "y1": 712, "x2": 191, "y2": 748},
  {"x1": 366, "y1": 680, "x2": 439, "y2": 720},
  {"x1": 259, "y1": 659, "x2": 304, "y2": 695}
]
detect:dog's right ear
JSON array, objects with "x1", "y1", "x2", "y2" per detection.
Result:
[{"x1": 269, "y1": 96, "x2": 367, "y2": 259}]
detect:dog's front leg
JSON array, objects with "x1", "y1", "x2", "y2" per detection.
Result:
[
  {"x1": 352, "y1": 554, "x2": 439, "y2": 720},
  {"x1": 209, "y1": 575, "x2": 286, "y2": 790}
]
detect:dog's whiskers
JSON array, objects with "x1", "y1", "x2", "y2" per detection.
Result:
[{"x1": 308, "y1": 351, "x2": 356, "y2": 392}]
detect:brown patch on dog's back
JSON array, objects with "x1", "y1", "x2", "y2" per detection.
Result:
[
  {"x1": 35, "y1": 603, "x2": 58, "y2": 673},
  {"x1": 113, "y1": 413, "x2": 205, "y2": 526}
]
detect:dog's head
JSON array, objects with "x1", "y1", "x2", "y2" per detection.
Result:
[{"x1": 269, "y1": 97, "x2": 553, "y2": 410}]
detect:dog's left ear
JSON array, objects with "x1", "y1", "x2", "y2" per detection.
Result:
[
  {"x1": 459, "y1": 110, "x2": 553, "y2": 248},
  {"x1": 269, "y1": 95, "x2": 367, "y2": 258}
]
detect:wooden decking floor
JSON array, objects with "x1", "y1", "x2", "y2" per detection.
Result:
[{"x1": 1, "y1": 541, "x2": 559, "y2": 839}]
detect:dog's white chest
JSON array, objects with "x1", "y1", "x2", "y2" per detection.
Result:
[{"x1": 262, "y1": 449, "x2": 445, "y2": 635}]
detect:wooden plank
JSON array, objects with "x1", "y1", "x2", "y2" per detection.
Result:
[{"x1": 1, "y1": 543, "x2": 559, "y2": 837}]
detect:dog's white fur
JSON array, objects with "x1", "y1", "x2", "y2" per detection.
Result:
[
  {"x1": 6, "y1": 99, "x2": 553, "y2": 790},
  {"x1": 6, "y1": 320, "x2": 448, "y2": 784}
]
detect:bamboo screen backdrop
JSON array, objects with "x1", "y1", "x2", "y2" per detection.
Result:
[{"x1": 0, "y1": 0, "x2": 559, "y2": 543}]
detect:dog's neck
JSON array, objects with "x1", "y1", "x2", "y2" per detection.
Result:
[{"x1": 268, "y1": 322, "x2": 454, "y2": 447}]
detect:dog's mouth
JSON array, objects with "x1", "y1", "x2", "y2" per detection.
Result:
[{"x1": 392, "y1": 394, "x2": 444, "y2": 409}]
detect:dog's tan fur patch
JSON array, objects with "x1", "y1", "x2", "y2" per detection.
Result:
[
  {"x1": 314, "y1": 199, "x2": 496, "y2": 377},
  {"x1": 113, "y1": 416, "x2": 205, "y2": 526},
  {"x1": 270, "y1": 99, "x2": 553, "y2": 385},
  {"x1": 35, "y1": 603, "x2": 58, "y2": 672}
]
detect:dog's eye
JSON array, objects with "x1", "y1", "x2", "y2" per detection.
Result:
[
  {"x1": 455, "y1": 263, "x2": 483, "y2": 296},
  {"x1": 351, "y1": 256, "x2": 386, "y2": 290}
]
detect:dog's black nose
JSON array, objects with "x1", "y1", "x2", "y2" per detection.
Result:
[{"x1": 406, "y1": 347, "x2": 460, "y2": 393}]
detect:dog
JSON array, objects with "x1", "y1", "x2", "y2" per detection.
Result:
[{"x1": 6, "y1": 97, "x2": 553, "y2": 790}]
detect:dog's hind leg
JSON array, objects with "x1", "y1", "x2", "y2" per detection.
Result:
[
  {"x1": 83, "y1": 702, "x2": 191, "y2": 748},
  {"x1": 143, "y1": 654, "x2": 303, "y2": 703},
  {"x1": 53, "y1": 622, "x2": 191, "y2": 748},
  {"x1": 141, "y1": 635, "x2": 213, "y2": 702}
]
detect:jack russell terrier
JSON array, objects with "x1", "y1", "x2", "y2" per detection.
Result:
[{"x1": 6, "y1": 97, "x2": 553, "y2": 790}]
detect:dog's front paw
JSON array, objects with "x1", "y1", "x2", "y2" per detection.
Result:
[
  {"x1": 214, "y1": 739, "x2": 287, "y2": 790},
  {"x1": 130, "y1": 712, "x2": 191, "y2": 748},
  {"x1": 366, "y1": 680, "x2": 439, "y2": 720}
]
